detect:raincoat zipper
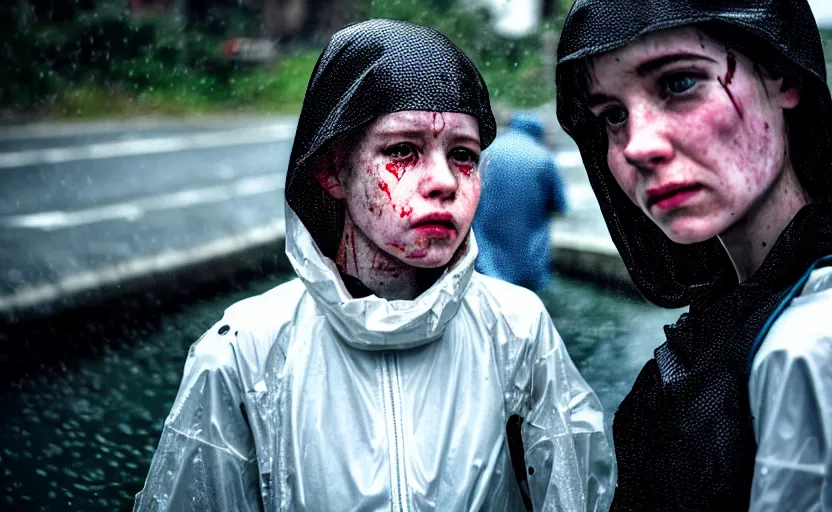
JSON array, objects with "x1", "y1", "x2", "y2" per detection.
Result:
[{"x1": 382, "y1": 352, "x2": 409, "y2": 512}]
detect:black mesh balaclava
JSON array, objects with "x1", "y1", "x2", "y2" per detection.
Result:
[
  {"x1": 285, "y1": 19, "x2": 496, "y2": 259},
  {"x1": 556, "y1": 0, "x2": 832, "y2": 308}
]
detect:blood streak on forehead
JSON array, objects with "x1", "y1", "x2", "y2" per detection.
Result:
[
  {"x1": 431, "y1": 112, "x2": 446, "y2": 138},
  {"x1": 370, "y1": 111, "x2": 466, "y2": 137}
]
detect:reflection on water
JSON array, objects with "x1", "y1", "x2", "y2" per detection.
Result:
[{"x1": 1, "y1": 274, "x2": 682, "y2": 511}]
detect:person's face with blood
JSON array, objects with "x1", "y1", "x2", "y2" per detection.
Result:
[
  {"x1": 323, "y1": 110, "x2": 481, "y2": 269},
  {"x1": 585, "y1": 27, "x2": 801, "y2": 244}
]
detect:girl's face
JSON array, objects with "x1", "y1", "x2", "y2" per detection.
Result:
[
  {"x1": 325, "y1": 111, "x2": 482, "y2": 269},
  {"x1": 585, "y1": 27, "x2": 800, "y2": 244}
]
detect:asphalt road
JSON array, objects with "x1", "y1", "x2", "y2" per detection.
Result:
[{"x1": 0, "y1": 120, "x2": 296, "y2": 314}]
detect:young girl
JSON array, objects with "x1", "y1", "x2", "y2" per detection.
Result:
[
  {"x1": 556, "y1": 1, "x2": 832, "y2": 510},
  {"x1": 135, "y1": 19, "x2": 614, "y2": 511}
]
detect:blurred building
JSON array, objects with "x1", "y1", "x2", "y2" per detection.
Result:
[{"x1": 476, "y1": 0, "x2": 541, "y2": 38}]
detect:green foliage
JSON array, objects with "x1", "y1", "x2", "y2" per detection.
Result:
[
  {"x1": 51, "y1": 48, "x2": 322, "y2": 119},
  {"x1": 4, "y1": 0, "x2": 571, "y2": 117},
  {"x1": 2, "y1": 5, "x2": 267, "y2": 114}
]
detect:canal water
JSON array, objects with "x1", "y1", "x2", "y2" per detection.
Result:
[{"x1": 1, "y1": 274, "x2": 683, "y2": 511}]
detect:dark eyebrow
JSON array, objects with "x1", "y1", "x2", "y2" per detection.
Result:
[
  {"x1": 452, "y1": 134, "x2": 481, "y2": 147},
  {"x1": 586, "y1": 93, "x2": 616, "y2": 109},
  {"x1": 587, "y1": 53, "x2": 718, "y2": 108},
  {"x1": 375, "y1": 130, "x2": 428, "y2": 140},
  {"x1": 635, "y1": 53, "x2": 717, "y2": 76},
  {"x1": 375, "y1": 130, "x2": 480, "y2": 147}
]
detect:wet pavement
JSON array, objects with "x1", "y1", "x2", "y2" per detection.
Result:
[
  {"x1": 1, "y1": 272, "x2": 683, "y2": 511},
  {"x1": 0, "y1": 127, "x2": 292, "y2": 299}
]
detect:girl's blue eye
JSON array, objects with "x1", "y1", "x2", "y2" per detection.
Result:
[
  {"x1": 601, "y1": 107, "x2": 628, "y2": 127},
  {"x1": 664, "y1": 75, "x2": 697, "y2": 95}
]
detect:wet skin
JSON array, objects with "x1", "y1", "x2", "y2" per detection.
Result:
[
  {"x1": 315, "y1": 111, "x2": 481, "y2": 299},
  {"x1": 586, "y1": 27, "x2": 809, "y2": 281}
]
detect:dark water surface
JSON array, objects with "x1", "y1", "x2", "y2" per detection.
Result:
[{"x1": 1, "y1": 274, "x2": 682, "y2": 511}]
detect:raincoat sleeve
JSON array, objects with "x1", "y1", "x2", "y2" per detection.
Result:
[
  {"x1": 748, "y1": 321, "x2": 832, "y2": 511},
  {"x1": 521, "y1": 309, "x2": 616, "y2": 512},
  {"x1": 134, "y1": 324, "x2": 262, "y2": 512}
]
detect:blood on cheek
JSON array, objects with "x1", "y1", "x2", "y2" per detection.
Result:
[
  {"x1": 377, "y1": 180, "x2": 407, "y2": 213},
  {"x1": 378, "y1": 181, "x2": 392, "y2": 201},
  {"x1": 377, "y1": 160, "x2": 417, "y2": 216},
  {"x1": 385, "y1": 157, "x2": 414, "y2": 181}
]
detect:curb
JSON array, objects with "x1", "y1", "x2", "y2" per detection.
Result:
[
  {"x1": 552, "y1": 231, "x2": 635, "y2": 292},
  {"x1": 0, "y1": 221, "x2": 291, "y2": 323},
  {"x1": 0, "y1": 115, "x2": 298, "y2": 140}
]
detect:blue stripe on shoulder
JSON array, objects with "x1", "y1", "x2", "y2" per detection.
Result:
[{"x1": 748, "y1": 254, "x2": 832, "y2": 373}]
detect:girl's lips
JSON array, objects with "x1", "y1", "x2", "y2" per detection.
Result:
[
  {"x1": 410, "y1": 212, "x2": 457, "y2": 239},
  {"x1": 646, "y1": 183, "x2": 703, "y2": 211}
]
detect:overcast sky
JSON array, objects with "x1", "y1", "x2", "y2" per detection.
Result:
[{"x1": 809, "y1": 0, "x2": 832, "y2": 27}]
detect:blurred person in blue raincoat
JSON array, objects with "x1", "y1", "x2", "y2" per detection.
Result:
[{"x1": 473, "y1": 113, "x2": 567, "y2": 291}]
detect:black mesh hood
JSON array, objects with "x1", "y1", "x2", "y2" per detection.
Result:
[
  {"x1": 285, "y1": 19, "x2": 496, "y2": 258},
  {"x1": 556, "y1": 0, "x2": 832, "y2": 308}
]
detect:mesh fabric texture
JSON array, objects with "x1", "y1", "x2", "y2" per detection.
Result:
[{"x1": 285, "y1": 19, "x2": 496, "y2": 258}]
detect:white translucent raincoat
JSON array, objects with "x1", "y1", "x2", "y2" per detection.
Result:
[
  {"x1": 133, "y1": 206, "x2": 616, "y2": 511},
  {"x1": 750, "y1": 263, "x2": 832, "y2": 511}
]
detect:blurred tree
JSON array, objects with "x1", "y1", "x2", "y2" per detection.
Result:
[
  {"x1": 260, "y1": 0, "x2": 362, "y2": 43},
  {"x1": 542, "y1": 0, "x2": 574, "y2": 19}
]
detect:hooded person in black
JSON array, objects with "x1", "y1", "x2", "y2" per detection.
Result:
[{"x1": 556, "y1": 1, "x2": 832, "y2": 510}]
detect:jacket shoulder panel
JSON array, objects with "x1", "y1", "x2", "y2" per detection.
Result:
[
  {"x1": 752, "y1": 269, "x2": 832, "y2": 369},
  {"x1": 747, "y1": 271, "x2": 832, "y2": 510},
  {"x1": 471, "y1": 272, "x2": 549, "y2": 335},
  {"x1": 223, "y1": 278, "x2": 307, "y2": 334},
  {"x1": 185, "y1": 278, "x2": 308, "y2": 393}
]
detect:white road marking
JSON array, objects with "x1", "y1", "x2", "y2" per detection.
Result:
[
  {"x1": 0, "y1": 219, "x2": 286, "y2": 314},
  {"x1": 1, "y1": 174, "x2": 284, "y2": 230},
  {"x1": 0, "y1": 116, "x2": 297, "y2": 140},
  {"x1": 0, "y1": 123, "x2": 296, "y2": 169}
]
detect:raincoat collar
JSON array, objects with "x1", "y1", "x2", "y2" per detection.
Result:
[{"x1": 285, "y1": 204, "x2": 477, "y2": 351}]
